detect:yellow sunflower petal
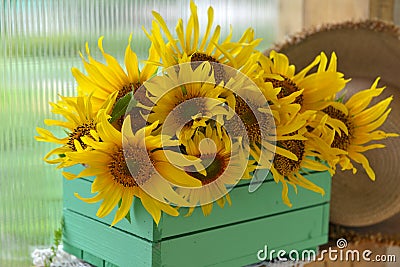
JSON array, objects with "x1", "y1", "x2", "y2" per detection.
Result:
[
  {"x1": 291, "y1": 173, "x2": 325, "y2": 195},
  {"x1": 263, "y1": 141, "x2": 298, "y2": 161},
  {"x1": 74, "y1": 192, "x2": 105, "y2": 204},
  {"x1": 351, "y1": 144, "x2": 385, "y2": 152},
  {"x1": 97, "y1": 36, "x2": 129, "y2": 85},
  {"x1": 281, "y1": 181, "x2": 292, "y2": 207},
  {"x1": 356, "y1": 109, "x2": 391, "y2": 132},
  {"x1": 348, "y1": 151, "x2": 375, "y2": 181},
  {"x1": 96, "y1": 186, "x2": 122, "y2": 218},
  {"x1": 199, "y1": 6, "x2": 214, "y2": 50},
  {"x1": 295, "y1": 54, "x2": 320, "y2": 80},
  {"x1": 35, "y1": 128, "x2": 68, "y2": 144},
  {"x1": 205, "y1": 25, "x2": 221, "y2": 54},
  {"x1": 152, "y1": 11, "x2": 180, "y2": 53},
  {"x1": 44, "y1": 119, "x2": 74, "y2": 130},
  {"x1": 140, "y1": 191, "x2": 163, "y2": 225},
  {"x1": 346, "y1": 78, "x2": 384, "y2": 113},
  {"x1": 140, "y1": 44, "x2": 159, "y2": 81},
  {"x1": 154, "y1": 161, "x2": 202, "y2": 187},
  {"x1": 353, "y1": 97, "x2": 392, "y2": 126},
  {"x1": 111, "y1": 190, "x2": 134, "y2": 226},
  {"x1": 97, "y1": 110, "x2": 122, "y2": 144},
  {"x1": 200, "y1": 203, "x2": 213, "y2": 216},
  {"x1": 125, "y1": 34, "x2": 140, "y2": 82},
  {"x1": 190, "y1": 0, "x2": 199, "y2": 51}
]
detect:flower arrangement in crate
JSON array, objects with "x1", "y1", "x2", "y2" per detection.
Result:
[{"x1": 36, "y1": 1, "x2": 397, "y2": 228}]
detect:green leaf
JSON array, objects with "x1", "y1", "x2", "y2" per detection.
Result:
[
  {"x1": 109, "y1": 93, "x2": 133, "y2": 123},
  {"x1": 54, "y1": 226, "x2": 62, "y2": 246},
  {"x1": 125, "y1": 209, "x2": 132, "y2": 223},
  {"x1": 47, "y1": 219, "x2": 63, "y2": 266},
  {"x1": 125, "y1": 97, "x2": 138, "y2": 115},
  {"x1": 336, "y1": 93, "x2": 346, "y2": 103}
]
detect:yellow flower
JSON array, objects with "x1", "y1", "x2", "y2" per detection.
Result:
[
  {"x1": 231, "y1": 83, "x2": 306, "y2": 170},
  {"x1": 177, "y1": 124, "x2": 247, "y2": 216},
  {"x1": 321, "y1": 78, "x2": 399, "y2": 180},
  {"x1": 35, "y1": 92, "x2": 116, "y2": 168},
  {"x1": 145, "y1": 0, "x2": 260, "y2": 71},
  {"x1": 64, "y1": 111, "x2": 202, "y2": 225},
  {"x1": 269, "y1": 111, "x2": 338, "y2": 207},
  {"x1": 72, "y1": 35, "x2": 158, "y2": 112},
  {"x1": 257, "y1": 51, "x2": 350, "y2": 164},
  {"x1": 225, "y1": 52, "x2": 341, "y2": 194},
  {"x1": 142, "y1": 62, "x2": 234, "y2": 140},
  {"x1": 259, "y1": 51, "x2": 348, "y2": 119}
]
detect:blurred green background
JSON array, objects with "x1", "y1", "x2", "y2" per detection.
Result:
[{"x1": 0, "y1": 0, "x2": 277, "y2": 266}]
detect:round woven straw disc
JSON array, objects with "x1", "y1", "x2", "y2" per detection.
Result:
[{"x1": 274, "y1": 20, "x2": 400, "y2": 227}]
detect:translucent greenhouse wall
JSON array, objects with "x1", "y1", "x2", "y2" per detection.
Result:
[{"x1": 0, "y1": 0, "x2": 278, "y2": 265}]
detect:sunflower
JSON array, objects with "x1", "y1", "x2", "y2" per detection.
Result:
[
  {"x1": 142, "y1": 62, "x2": 234, "y2": 140},
  {"x1": 64, "y1": 110, "x2": 203, "y2": 225},
  {"x1": 259, "y1": 51, "x2": 349, "y2": 121},
  {"x1": 229, "y1": 82, "x2": 307, "y2": 172},
  {"x1": 177, "y1": 124, "x2": 247, "y2": 216},
  {"x1": 321, "y1": 78, "x2": 398, "y2": 180},
  {"x1": 35, "y1": 92, "x2": 116, "y2": 168},
  {"x1": 145, "y1": 0, "x2": 260, "y2": 74},
  {"x1": 269, "y1": 110, "x2": 341, "y2": 207},
  {"x1": 71, "y1": 35, "x2": 158, "y2": 127}
]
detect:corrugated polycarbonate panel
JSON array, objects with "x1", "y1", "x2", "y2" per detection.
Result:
[{"x1": 0, "y1": 0, "x2": 277, "y2": 265}]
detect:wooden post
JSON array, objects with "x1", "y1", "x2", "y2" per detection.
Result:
[
  {"x1": 393, "y1": 0, "x2": 400, "y2": 25},
  {"x1": 303, "y1": 0, "x2": 369, "y2": 28},
  {"x1": 277, "y1": 0, "x2": 304, "y2": 41},
  {"x1": 277, "y1": 0, "x2": 377, "y2": 42},
  {"x1": 369, "y1": 0, "x2": 395, "y2": 21}
]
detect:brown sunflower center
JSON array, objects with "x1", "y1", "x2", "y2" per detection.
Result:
[
  {"x1": 117, "y1": 82, "x2": 142, "y2": 102},
  {"x1": 190, "y1": 52, "x2": 225, "y2": 85},
  {"x1": 186, "y1": 153, "x2": 229, "y2": 185},
  {"x1": 234, "y1": 95, "x2": 268, "y2": 144},
  {"x1": 67, "y1": 120, "x2": 96, "y2": 151},
  {"x1": 191, "y1": 52, "x2": 218, "y2": 63},
  {"x1": 273, "y1": 138, "x2": 305, "y2": 176},
  {"x1": 173, "y1": 96, "x2": 207, "y2": 125},
  {"x1": 322, "y1": 106, "x2": 353, "y2": 150},
  {"x1": 266, "y1": 76, "x2": 303, "y2": 105},
  {"x1": 108, "y1": 147, "x2": 154, "y2": 187}
]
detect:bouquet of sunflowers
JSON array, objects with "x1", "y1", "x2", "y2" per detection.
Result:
[{"x1": 36, "y1": 1, "x2": 398, "y2": 227}]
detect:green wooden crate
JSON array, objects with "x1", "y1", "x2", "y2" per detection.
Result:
[{"x1": 62, "y1": 165, "x2": 331, "y2": 267}]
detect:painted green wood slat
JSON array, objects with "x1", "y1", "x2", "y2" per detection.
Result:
[
  {"x1": 63, "y1": 164, "x2": 331, "y2": 266},
  {"x1": 63, "y1": 165, "x2": 330, "y2": 241},
  {"x1": 159, "y1": 171, "x2": 330, "y2": 238},
  {"x1": 63, "y1": 210, "x2": 153, "y2": 267},
  {"x1": 63, "y1": 204, "x2": 328, "y2": 267},
  {"x1": 63, "y1": 177, "x2": 156, "y2": 241},
  {"x1": 63, "y1": 242, "x2": 319, "y2": 267},
  {"x1": 104, "y1": 261, "x2": 120, "y2": 267},
  {"x1": 63, "y1": 242, "x2": 134, "y2": 267},
  {"x1": 82, "y1": 250, "x2": 105, "y2": 267},
  {"x1": 159, "y1": 205, "x2": 326, "y2": 267},
  {"x1": 322, "y1": 199, "x2": 330, "y2": 235},
  {"x1": 63, "y1": 242, "x2": 82, "y2": 258}
]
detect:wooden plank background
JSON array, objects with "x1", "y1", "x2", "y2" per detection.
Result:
[
  {"x1": 276, "y1": 1, "x2": 400, "y2": 266},
  {"x1": 276, "y1": 0, "x2": 399, "y2": 42}
]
